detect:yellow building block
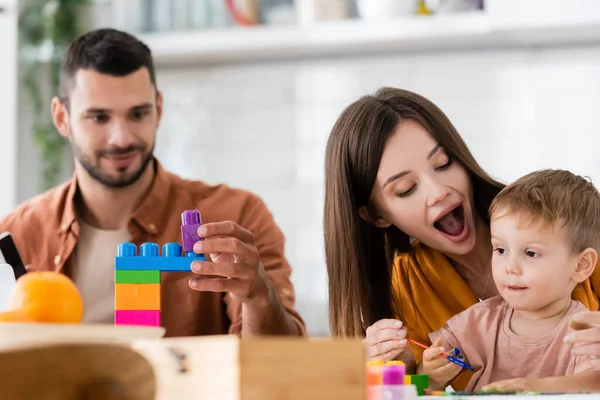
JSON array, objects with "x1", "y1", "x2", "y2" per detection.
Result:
[{"x1": 115, "y1": 283, "x2": 160, "y2": 310}]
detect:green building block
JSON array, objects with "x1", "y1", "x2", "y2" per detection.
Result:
[
  {"x1": 115, "y1": 270, "x2": 160, "y2": 284},
  {"x1": 407, "y1": 374, "x2": 429, "y2": 396}
]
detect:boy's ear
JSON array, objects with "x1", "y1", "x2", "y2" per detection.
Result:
[
  {"x1": 358, "y1": 206, "x2": 392, "y2": 228},
  {"x1": 572, "y1": 247, "x2": 597, "y2": 283}
]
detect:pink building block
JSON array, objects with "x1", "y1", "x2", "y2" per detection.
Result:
[{"x1": 115, "y1": 310, "x2": 161, "y2": 327}]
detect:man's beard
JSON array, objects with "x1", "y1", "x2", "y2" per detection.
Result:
[{"x1": 70, "y1": 136, "x2": 155, "y2": 189}]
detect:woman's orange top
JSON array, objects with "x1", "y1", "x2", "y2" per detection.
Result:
[{"x1": 391, "y1": 241, "x2": 600, "y2": 390}]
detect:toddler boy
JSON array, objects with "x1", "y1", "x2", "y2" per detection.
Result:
[{"x1": 419, "y1": 169, "x2": 600, "y2": 392}]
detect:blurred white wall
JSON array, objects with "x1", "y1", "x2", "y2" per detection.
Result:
[{"x1": 0, "y1": 0, "x2": 18, "y2": 218}]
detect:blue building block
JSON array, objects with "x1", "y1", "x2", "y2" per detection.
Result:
[{"x1": 115, "y1": 242, "x2": 206, "y2": 272}]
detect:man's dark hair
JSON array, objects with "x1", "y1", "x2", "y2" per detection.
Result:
[{"x1": 59, "y1": 28, "x2": 157, "y2": 107}]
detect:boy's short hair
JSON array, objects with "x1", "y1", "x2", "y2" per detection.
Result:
[{"x1": 489, "y1": 169, "x2": 600, "y2": 253}]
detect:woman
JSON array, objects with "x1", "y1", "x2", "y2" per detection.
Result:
[{"x1": 323, "y1": 87, "x2": 600, "y2": 389}]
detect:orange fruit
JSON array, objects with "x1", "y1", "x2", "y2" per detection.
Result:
[
  {"x1": 0, "y1": 309, "x2": 33, "y2": 322},
  {"x1": 9, "y1": 271, "x2": 84, "y2": 324}
]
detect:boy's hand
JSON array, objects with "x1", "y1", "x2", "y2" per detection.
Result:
[
  {"x1": 482, "y1": 377, "x2": 538, "y2": 392},
  {"x1": 421, "y1": 338, "x2": 462, "y2": 389},
  {"x1": 363, "y1": 319, "x2": 408, "y2": 362}
]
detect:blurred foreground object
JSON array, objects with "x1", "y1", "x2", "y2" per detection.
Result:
[
  {"x1": 0, "y1": 343, "x2": 156, "y2": 400},
  {"x1": 133, "y1": 335, "x2": 365, "y2": 400}
]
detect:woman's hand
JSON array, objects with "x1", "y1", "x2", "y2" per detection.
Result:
[
  {"x1": 363, "y1": 319, "x2": 408, "y2": 362},
  {"x1": 565, "y1": 311, "x2": 600, "y2": 370}
]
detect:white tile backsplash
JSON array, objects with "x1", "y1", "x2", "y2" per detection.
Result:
[
  {"x1": 214, "y1": 107, "x2": 297, "y2": 148},
  {"x1": 296, "y1": 144, "x2": 326, "y2": 185},
  {"x1": 295, "y1": 63, "x2": 361, "y2": 104},
  {"x1": 295, "y1": 105, "x2": 343, "y2": 141}
]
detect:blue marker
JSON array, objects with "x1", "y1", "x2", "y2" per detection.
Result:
[{"x1": 447, "y1": 355, "x2": 474, "y2": 371}]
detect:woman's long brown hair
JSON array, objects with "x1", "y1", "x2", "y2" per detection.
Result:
[{"x1": 324, "y1": 87, "x2": 505, "y2": 338}]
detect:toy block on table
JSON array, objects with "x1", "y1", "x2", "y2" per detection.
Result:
[
  {"x1": 405, "y1": 374, "x2": 429, "y2": 396},
  {"x1": 115, "y1": 270, "x2": 160, "y2": 284},
  {"x1": 115, "y1": 283, "x2": 160, "y2": 310},
  {"x1": 115, "y1": 241, "x2": 206, "y2": 272},
  {"x1": 114, "y1": 209, "x2": 206, "y2": 328},
  {"x1": 115, "y1": 310, "x2": 161, "y2": 327}
]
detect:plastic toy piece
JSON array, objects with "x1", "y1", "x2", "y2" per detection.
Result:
[
  {"x1": 181, "y1": 209, "x2": 203, "y2": 255},
  {"x1": 115, "y1": 270, "x2": 160, "y2": 284},
  {"x1": 382, "y1": 364, "x2": 405, "y2": 399},
  {"x1": 366, "y1": 360, "x2": 384, "y2": 386},
  {"x1": 115, "y1": 283, "x2": 160, "y2": 310},
  {"x1": 115, "y1": 242, "x2": 205, "y2": 271},
  {"x1": 404, "y1": 375, "x2": 429, "y2": 396},
  {"x1": 115, "y1": 310, "x2": 160, "y2": 326},
  {"x1": 113, "y1": 209, "x2": 207, "y2": 329},
  {"x1": 383, "y1": 364, "x2": 405, "y2": 385}
]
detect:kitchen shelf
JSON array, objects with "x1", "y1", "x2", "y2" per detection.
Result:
[{"x1": 137, "y1": 9, "x2": 600, "y2": 66}]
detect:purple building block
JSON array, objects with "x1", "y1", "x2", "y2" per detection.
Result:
[{"x1": 181, "y1": 209, "x2": 203, "y2": 253}]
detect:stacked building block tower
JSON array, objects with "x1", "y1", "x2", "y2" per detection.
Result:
[{"x1": 114, "y1": 210, "x2": 206, "y2": 327}]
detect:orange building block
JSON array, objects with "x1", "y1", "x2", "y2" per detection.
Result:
[{"x1": 115, "y1": 283, "x2": 160, "y2": 310}]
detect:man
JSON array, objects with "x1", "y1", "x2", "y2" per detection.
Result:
[{"x1": 0, "y1": 28, "x2": 305, "y2": 337}]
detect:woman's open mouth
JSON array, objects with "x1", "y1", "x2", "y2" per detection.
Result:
[
  {"x1": 434, "y1": 204, "x2": 465, "y2": 236},
  {"x1": 433, "y1": 204, "x2": 470, "y2": 243}
]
